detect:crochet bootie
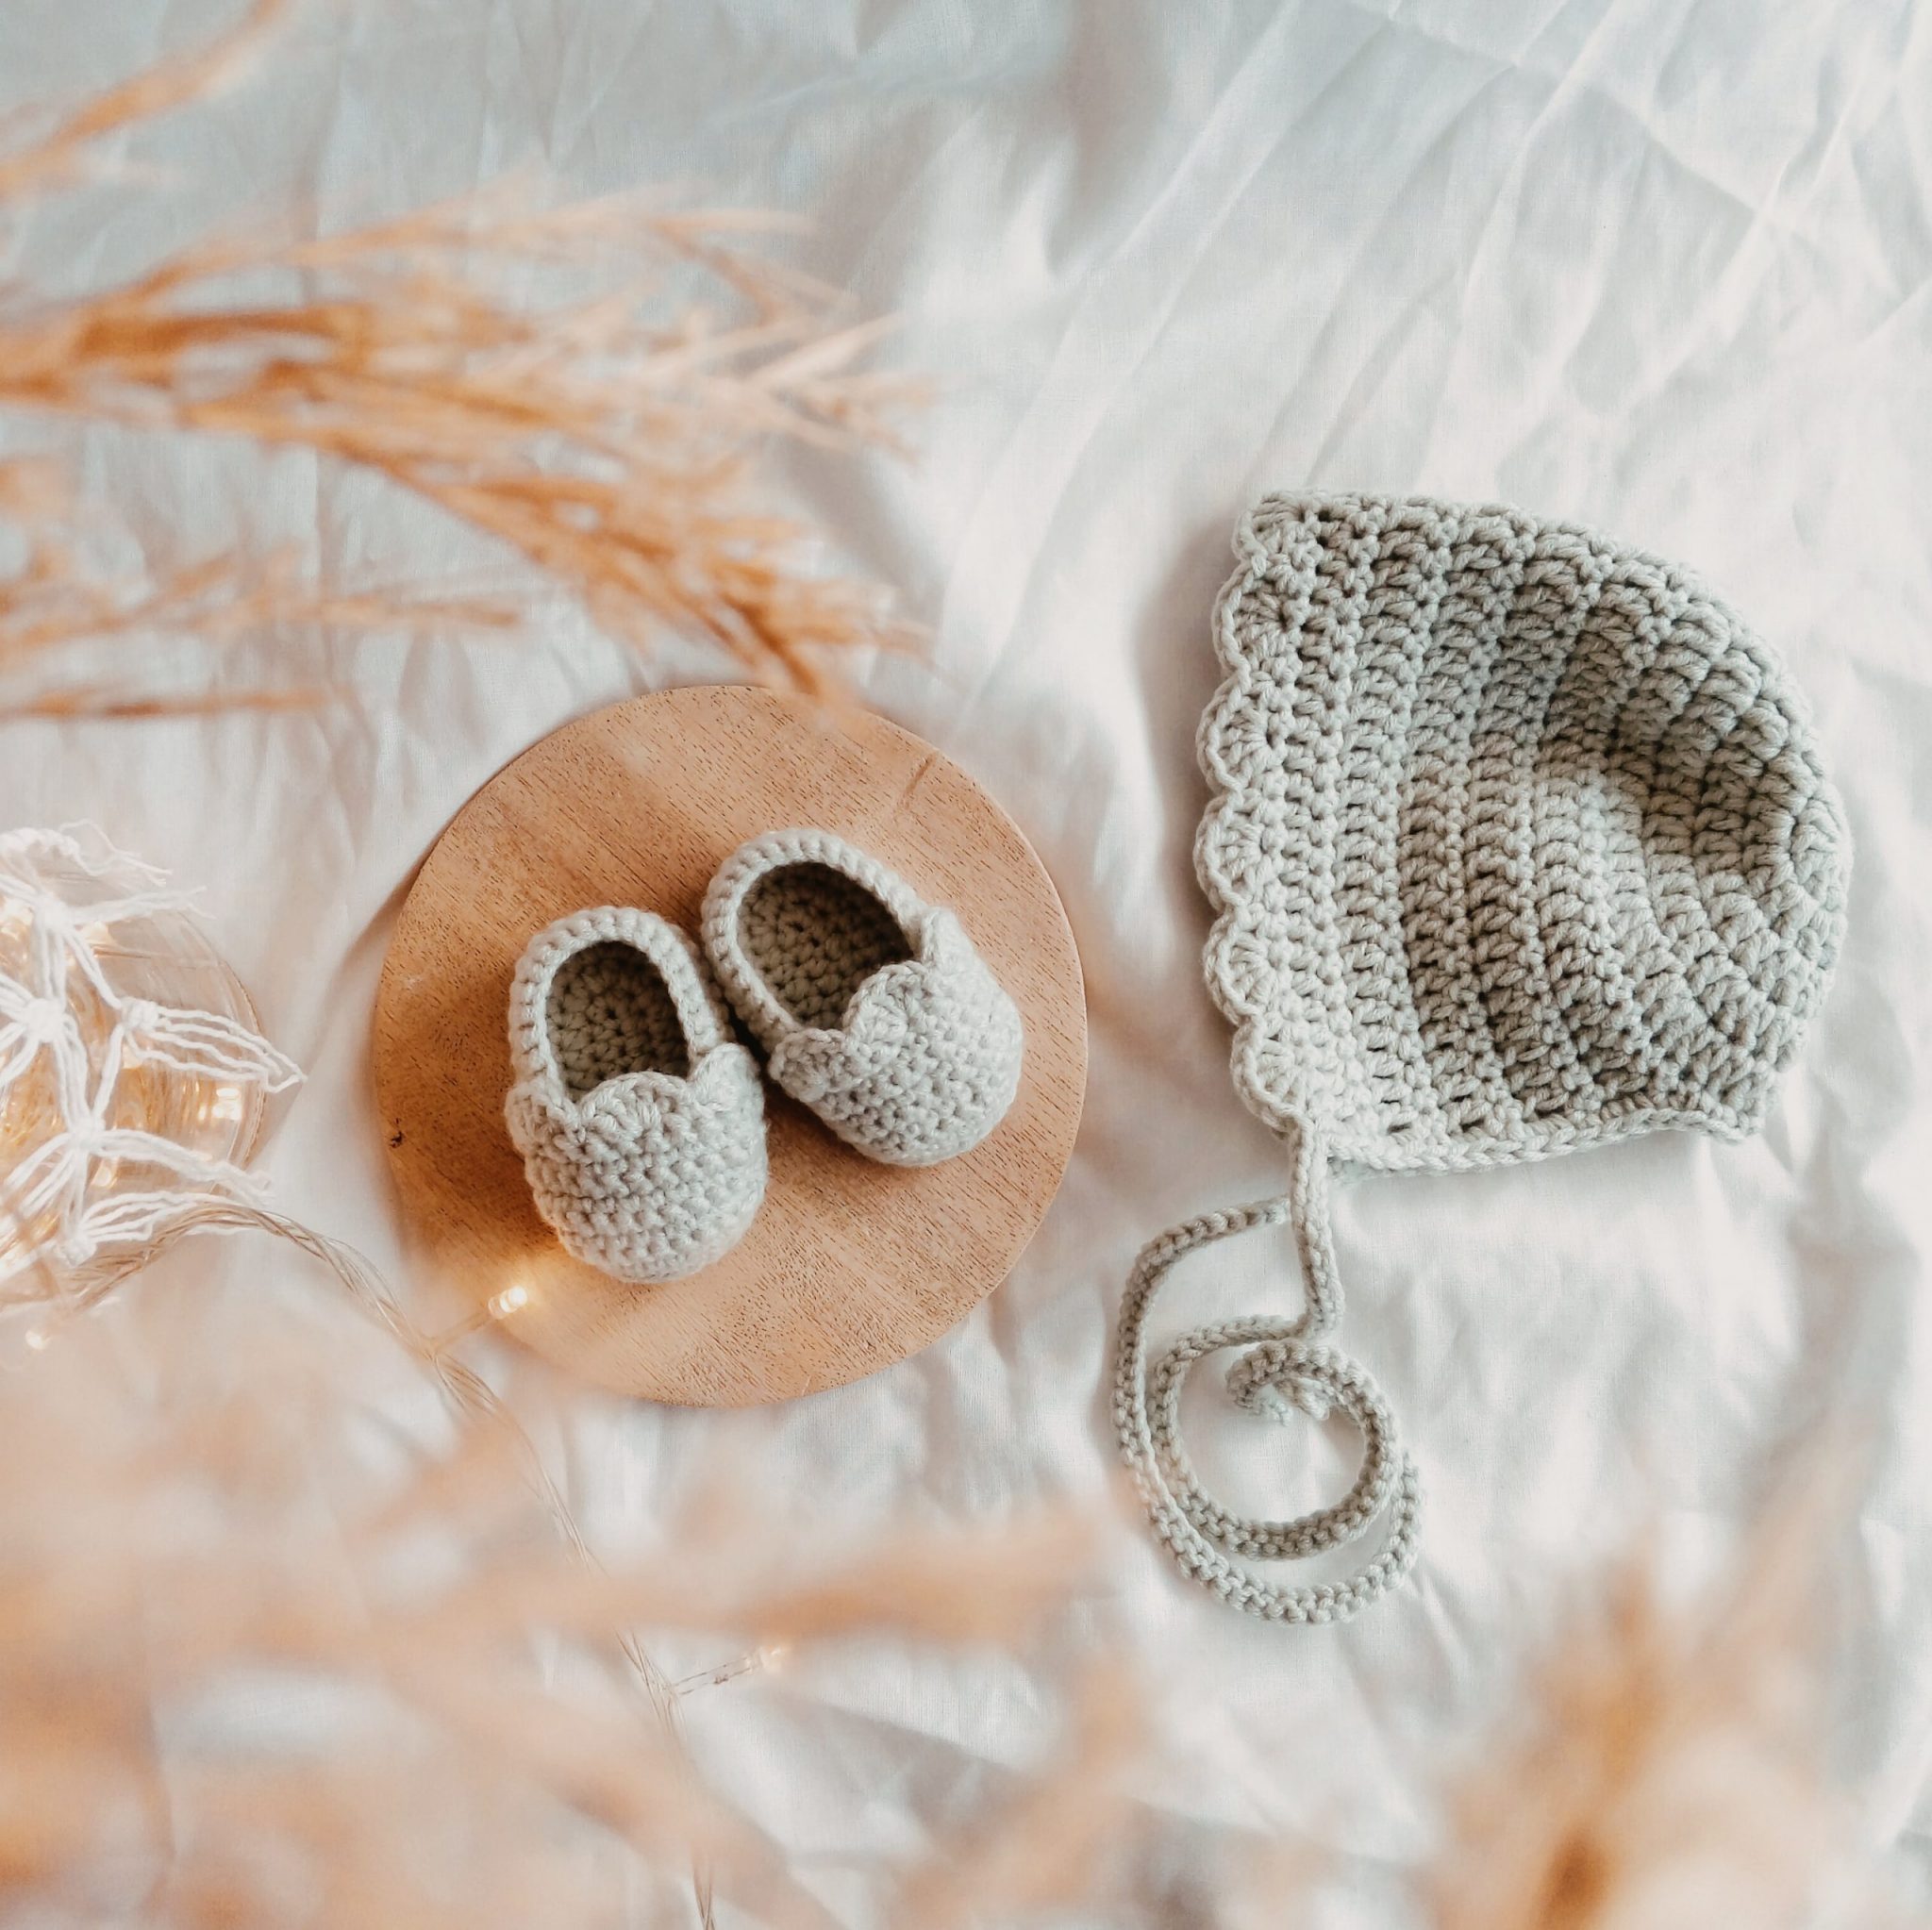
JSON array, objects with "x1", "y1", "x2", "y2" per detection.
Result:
[
  {"x1": 505, "y1": 907, "x2": 766, "y2": 1283},
  {"x1": 701, "y1": 830, "x2": 1023, "y2": 1166}
]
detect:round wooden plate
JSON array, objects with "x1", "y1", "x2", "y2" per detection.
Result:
[{"x1": 374, "y1": 685, "x2": 1087, "y2": 1405}]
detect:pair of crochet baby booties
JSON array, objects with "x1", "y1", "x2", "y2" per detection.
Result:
[{"x1": 505, "y1": 829, "x2": 1024, "y2": 1284}]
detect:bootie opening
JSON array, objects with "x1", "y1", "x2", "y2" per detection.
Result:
[
  {"x1": 739, "y1": 861, "x2": 912, "y2": 1030},
  {"x1": 547, "y1": 940, "x2": 690, "y2": 1098}
]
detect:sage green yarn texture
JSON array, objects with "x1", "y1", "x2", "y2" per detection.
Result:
[
  {"x1": 1117, "y1": 492, "x2": 1851, "y2": 1625},
  {"x1": 702, "y1": 829, "x2": 1024, "y2": 1168},
  {"x1": 506, "y1": 907, "x2": 767, "y2": 1285}
]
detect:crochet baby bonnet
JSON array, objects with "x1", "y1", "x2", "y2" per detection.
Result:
[{"x1": 1116, "y1": 491, "x2": 1851, "y2": 1623}]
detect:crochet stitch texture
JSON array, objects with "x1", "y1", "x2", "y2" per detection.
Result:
[
  {"x1": 506, "y1": 907, "x2": 766, "y2": 1284},
  {"x1": 1117, "y1": 491, "x2": 1850, "y2": 1624},
  {"x1": 702, "y1": 829, "x2": 1023, "y2": 1166}
]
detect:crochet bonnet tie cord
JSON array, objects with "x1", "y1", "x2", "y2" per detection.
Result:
[
  {"x1": 1115, "y1": 493, "x2": 1851, "y2": 1625},
  {"x1": 1115, "y1": 1117, "x2": 1422, "y2": 1622}
]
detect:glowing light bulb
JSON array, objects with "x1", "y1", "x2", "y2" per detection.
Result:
[
  {"x1": 209, "y1": 1086, "x2": 245, "y2": 1123},
  {"x1": 24, "y1": 1325, "x2": 49, "y2": 1353},
  {"x1": 488, "y1": 1281, "x2": 529, "y2": 1320}
]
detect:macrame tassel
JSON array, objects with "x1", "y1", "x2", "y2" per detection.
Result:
[
  {"x1": 119, "y1": 998, "x2": 302, "y2": 1090},
  {"x1": 0, "y1": 824, "x2": 299, "y2": 1287},
  {"x1": 1112, "y1": 1121, "x2": 1422, "y2": 1624}
]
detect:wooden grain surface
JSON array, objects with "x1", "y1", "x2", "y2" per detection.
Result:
[{"x1": 373, "y1": 685, "x2": 1088, "y2": 1405}]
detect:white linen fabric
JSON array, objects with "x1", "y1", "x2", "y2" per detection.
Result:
[{"x1": 4, "y1": 2, "x2": 1929, "y2": 1922}]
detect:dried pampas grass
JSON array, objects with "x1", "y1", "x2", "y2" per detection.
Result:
[
  {"x1": 0, "y1": 457, "x2": 514, "y2": 717},
  {"x1": 1428, "y1": 1489, "x2": 1912, "y2": 1930},
  {"x1": 0, "y1": 1307, "x2": 1112, "y2": 1930},
  {"x1": 0, "y1": 0, "x2": 918, "y2": 714},
  {"x1": 15, "y1": 1286, "x2": 1917, "y2": 1930},
  {"x1": 889, "y1": 1658, "x2": 1145, "y2": 1930}
]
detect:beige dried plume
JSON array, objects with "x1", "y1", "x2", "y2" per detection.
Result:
[
  {"x1": 1427, "y1": 1489, "x2": 1916, "y2": 1930},
  {"x1": 0, "y1": 0, "x2": 918, "y2": 715},
  {"x1": 0, "y1": 1304, "x2": 1108, "y2": 1929}
]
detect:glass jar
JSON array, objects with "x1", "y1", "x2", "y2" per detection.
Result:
[{"x1": 0, "y1": 830, "x2": 266, "y2": 1289}]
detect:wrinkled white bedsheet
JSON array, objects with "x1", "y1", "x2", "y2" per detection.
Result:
[{"x1": 6, "y1": 2, "x2": 1930, "y2": 1922}]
